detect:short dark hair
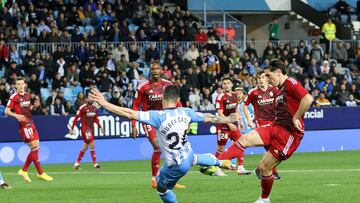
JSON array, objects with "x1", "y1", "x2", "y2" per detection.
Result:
[
  {"x1": 163, "y1": 85, "x2": 180, "y2": 102},
  {"x1": 269, "y1": 60, "x2": 287, "y2": 75},
  {"x1": 222, "y1": 77, "x2": 232, "y2": 83},
  {"x1": 255, "y1": 70, "x2": 265, "y2": 78}
]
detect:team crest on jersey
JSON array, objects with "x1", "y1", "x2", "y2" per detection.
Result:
[
  {"x1": 258, "y1": 95, "x2": 262, "y2": 99},
  {"x1": 149, "y1": 89, "x2": 154, "y2": 93},
  {"x1": 270, "y1": 91, "x2": 273, "y2": 97},
  {"x1": 134, "y1": 91, "x2": 138, "y2": 98},
  {"x1": 215, "y1": 102, "x2": 220, "y2": 109}
]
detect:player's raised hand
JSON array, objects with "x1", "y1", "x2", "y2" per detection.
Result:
[
  {"x1": 100, "y1": 128, "x2": 105, "y2": 135},
  {"x1": 132, "y1": 126, "x2": 138, "y2": 139},
  {"x1": 239, "y1": 122, "x2": 245, "y2": 130},
  {"x1": 89, "y1": 89, "x2": 106, "y2": 105},
  {"x1": 293, "y1": 118, "x2": 304, "y2": 133},
  {"x1": 15, "y1": 114, "x2": 27, "y2": 122}
]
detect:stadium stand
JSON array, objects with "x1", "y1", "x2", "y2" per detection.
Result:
[{"x1": 0, "y1": 0, "x2": 359, "y2": 117}]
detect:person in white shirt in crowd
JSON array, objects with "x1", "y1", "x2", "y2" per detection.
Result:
[
  {"x1": 200, "y1": 98, "x2": 215, "y2": 111},
  {"x1": 346, "y1": 94, "x2": 357, "y2": 106}
]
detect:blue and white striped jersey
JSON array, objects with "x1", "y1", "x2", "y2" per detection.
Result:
[
  {"x1": 239, "y1": 101, "x2": 255, "y2": 134},
  {"x1": 137, "y1": 107, "x2": 204, "y2": 166}
]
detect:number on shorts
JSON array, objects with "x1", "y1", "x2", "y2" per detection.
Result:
[
  {"x1": 146, "y1": 125, "x2": 152, "y2": 132},
  {"x1": 217, "y1": 132, "x2": 228, "y2": 141},
  {"x1": 24, "y1": 127, "x2": 34, "y2": 139},
  {"x1": 85, "y1": 131, "x2": 92, "y2": 140}
]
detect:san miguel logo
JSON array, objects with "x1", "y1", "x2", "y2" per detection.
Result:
[{"x1": 65, "y1": 115, "x2": 148, "y2": 140}]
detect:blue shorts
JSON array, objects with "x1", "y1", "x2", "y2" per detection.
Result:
[{"x1": 156, "y1": 151, "x2": 194, "y2": 190}]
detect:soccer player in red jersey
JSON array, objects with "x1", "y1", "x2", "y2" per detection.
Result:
[
  {"x1": 215, "y1": 78, "x2": 250, "y2": 175},
  {"x1": 69, "y1": 98, "x2": 105, "y2": 169},
  {"x1": 217, "y1": 60, "x2": 313, "y2": 203},
  {"x1": 5, "y1": 77, "x2": 53, "y2": 182},
  {"x1": 244, "y1": 70, "x2": 282, "y2": 180},
  {"x1": 131, "y1": 61, "x2": 185, "y2": 189}
]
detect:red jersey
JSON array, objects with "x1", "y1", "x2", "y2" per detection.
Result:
[
  {"x1": 275, "y1": 77, "x2": 309, "y2": 137},
  {"x1": 245, "y1": 85, "x2": 278, "y2": 126},
  {"x1": 215, "y1": 92, "x2": 238, "y2": 130},
  {"x1": 6, "y1": 92, "x2": 34, "y2": 128},
  {"x1": 71, "y1": 104, "x2": 101, "y2": 132},
  {"x1": 132, "y1": 79, "x2": 181, "y2": 126}
]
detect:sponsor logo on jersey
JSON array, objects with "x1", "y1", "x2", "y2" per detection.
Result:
[
  {"x1": 257, "y1": 98, "x2": 275, "y2": 105},
  {"x1": 304, "y1": 109, "x2": 324, "y2": 119},
  {"x1": 270, "y1": 91, "x2": 274, "y2": 97},
  {"x1": 20, "y1": 101, "x2": 31, "y2": 107},
  {"x1": 225, "y1": 103, "x2": 237, "y2": 109},
  {"x1": 86, "y1": 112, "x2": 96, "y2": 117},
  {"x1": 148, "y1": 94, "x2": 163, "y2": 101}
]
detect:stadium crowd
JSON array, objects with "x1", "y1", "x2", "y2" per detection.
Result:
[{"x1": 0, "y1": 1, "x2": 359, "y2": 117}]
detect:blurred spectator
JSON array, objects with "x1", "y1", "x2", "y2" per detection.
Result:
[
  {"x1": 189, "y1": 88, "x2": 201, "y2": 110},
  {"x1": 184, "y1": 67, "x2": 199, "y2": 89},
  {"x1": 185, "y1": 44, "x2": 199, "y2": 61},
  {"x1": 0, "y1": 100, "x2": 5, "y2": 117},
  {"x1": 335, "y1": 84, "x2": 350, "y2": 106},
  {"x1": 50, "y1": 98, "x2": 67, "y2": 116},
  {"x1": 198, "y1": 64, "x2": 213, "y2": 90},
  {"x1": 127, "y1": 62, "x2": 142, "y2": 87},
  {"x1": 0, "y1": 40, "x2": 9, "y2": 69},
  {"x1": 145, "y1": 44, "x2": 160, "y2": 63},
  {"x1": 212, "y1": 86, "x2": 223, "y2": 104},
  {"x1": 345, "y1": 94, "x2": 357, "y2": 106},
  {"x1": 268, "y1": 17, "x2": 280, "y2": 41},
  {"x1": 316, "y1": 93, "x2": 332, "y2": 107},
  {"x1": 180, "y1": 77, "x2": 191, "y2": 106},
  {"x1": 204, "y1": 50, "x2": 220, "y2": 73},
  {"x1": 66, "y1": 64, "x2": 80, "y2": 87},
  {"x1": 64, "y1": 101, "x2": 76, "y2": 114},
  {"x1": 52, "y1": 73, "x2": 66, "y2": 90},
  {"x1": 113, "y1": 43, "x2": 129, "y2": 64},
  {"x1": 5, "y1": 61, "x2": 23, "y2": 83},
  {"x1": 55, "y1": 57, "x2": 67, "y2": 78},
  {"x1": 27, "y1": 74, "x2": 41, "y2": 95},
  {"x1": 310, "y1": 42, "x2": 323, "y2": 64},
  {"x1": 308, "y1": 59, "x2": 321, "y2": 78},
  {"x1": 109, "y1": 90, "x2": 121, "y2": 106},
  {"x1": 332, "y1": 42, "x2": 347, "y2": 66},
  {"x1": 74, "y1": 92, "x2": 86, "y2": 110},
  {"x1": 79, "y1": 64, "x2": 94, "y2": 88},
  {"x1": 0, "y1": 82, "x2": 9, "y2": 105}
]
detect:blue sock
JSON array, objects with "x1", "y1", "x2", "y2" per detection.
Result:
[
  {"x1": 0, "y1": 171, "x2": 4, "y2": 185},
  {"x1": 194, "y1": 153, "x2": 221, "y2": 167},
  {"x1": 159, "y1": 190, "x2": 177, "y2": 203}
]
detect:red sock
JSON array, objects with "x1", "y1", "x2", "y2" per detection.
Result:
[
  {"x1": 22, "y1": 152, "x2": 33, "y2": 171},
  {"x1": 32, "y1": 149, "x2": 43, "y2": 175},
  {"x1": 272, "y1": 167, "x2": 278, "y2": 174},
  {"x1": 215, "y1": 149, "x2": 222, "y2": 158},
  {"x1": 151, "y1": 150, "x2": 161, "y2": 177},
  {"x1": 218, "y1": 141, "x2": 245, "y2": 161},
  {"x1": 77, "y1": 150, "x2": 85, "y2": 163},
  {"x1": 261, "y1": 175, "x2": 275, "y2": 199},
  {"x1": 90, "y1": 150, "x2": 97, "y2": 165}
]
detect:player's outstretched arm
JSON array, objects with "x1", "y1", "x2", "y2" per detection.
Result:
[
  {"x1": 293, "y1": 94, "x2": 313, "y2": 133},
  {"x1": 89, "y1": 89, "x2": 138, "y2": 120},
  {"x1": 5, "y1": 107, "x2": 26, "y2": 122},
  {"x1": 203, "y1": 113, "x2": 239, "y2": 124}
]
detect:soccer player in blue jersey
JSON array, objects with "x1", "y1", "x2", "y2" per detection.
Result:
[
  {"x1": 89, "y1": 85, "x2": 236, "y2": 203},
  {"x1": 235, "y1": 85, "x2": 255, "y2": 134},
  {"x1": 0, "y1": 171, "x2": 11, "y2": 189}
]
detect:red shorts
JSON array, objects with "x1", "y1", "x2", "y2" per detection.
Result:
[
  {"x1": 255, "y1": 120, "x2": 273, "y2": 128},
  {"x1": 216, "y1": 127, "x2": 242, "y2": 147},
  {"x1": 81, "y1": 130, "x2": 94, "y2": 144},
  {"x1": 20, "y1": 124, "x2": 39, "y2": 143},
  {"x1": 143, "y1": 123, "x2": 156, "y2": 141},
  {"x1": 256, "y1": 124, "x2": 302, "y2": 161}
]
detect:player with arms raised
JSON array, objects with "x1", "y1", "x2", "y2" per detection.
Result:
[
  {"x1": 132, "y1": 61, "x2": 183, "y2": 188},
  {"x1": 215, "y1": 78, "x2": 250, "y2": 175},
  {"x1": 5, "y1": 77, "x2": 53, "y2": 182},
  {"x1": 89, "y1": 85, "x2": 235, "y2": 203},
  {"x1": 214, "y1": 60, "x2": 313, "y2": 203},
  {"x1": 69, "y1": 97, "x2": 105, "y2": 169},
  {"x1": 244, "y1": 70, "x2": 282, "y2": 180}
]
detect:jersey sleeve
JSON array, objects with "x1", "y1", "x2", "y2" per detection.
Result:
[
  {"x1": 71, "y1": 106, "x2": 83, "y2": 129},
  {"x1": 215, "y1": 95, "x2": 224, "y2": 111},
  {"x1": 132, "y1": 85, "x2": 144, "y2": 126},
  {"x1": 287, "y1": 78, "x2": 309, "y2": 101},
  {"x1": 137, "y1": 110, "x2": 162, "y2": 129},
  {"x1": 186, "y1": 108, "x2": 205, "y2": 122},
  {"x1": 244, "y1": 91, "x2": 253, "y2": 106},
  {"x1": 6, "y1": 95, "x2": 16, "y2": 109}
]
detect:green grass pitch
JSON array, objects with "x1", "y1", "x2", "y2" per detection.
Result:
[{"x1": 1, "y1": 150, "x2": 360, "y2": 203}]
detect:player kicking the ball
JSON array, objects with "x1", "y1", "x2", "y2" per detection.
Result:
[
  {"x1": 69, "y1": 97, "x2": 105, "y2": 169},
  {"x1": 132, "y1": 61, "x2": 184, "y2": 189},
  {"x1": 90, "y1": 85, "x2": 236, "y2": 203},
  {"x1": 244, "y1": 70, "x2": 282, "y2": 180},
  {"x1": 210, "y1": 60, "x2": 313, "y2": 203},
  {"x1": 5, "y1": 77, "x2": 53, "y2": 182}
]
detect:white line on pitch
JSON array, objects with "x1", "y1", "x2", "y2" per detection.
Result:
[{"x1": 2, "y1": 168, "x2": 360, "y2": 175}]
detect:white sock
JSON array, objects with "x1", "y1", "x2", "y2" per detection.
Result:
[
  {"x1": 74, "y1": 162, "x2": 80, "y2": 166},
  {"x1": 237, "y1": 165, "x2": 244, "y2": 171},
  {"x1": 0, "y1": 180, "x2": 4, "y2": 185}
]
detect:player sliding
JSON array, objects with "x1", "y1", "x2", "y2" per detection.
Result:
[
  {"x1": 5, "y1": 77, "x2": 53, "y2": 182},
  {"x1": 205, "y1": 60, "x2": 313, "y2": 203},
  {"x1": 132, "y1": 61, "x2": 184, "y2": 189},
  {"x1": 244, "y1": 70, "x2": 282, "y2": 180},
  {"x1": 89, "y1": 85, "x2": 235, "y2": 203},
  {"x1": 0, "y1": 171, "x2": 11, "y2": 189},
  {"x1": 69, "y1": 96, "x2": 105, "y2": 169},
  {"x1": 215, "y1": 78, "x2": 250, "y2": 176}
]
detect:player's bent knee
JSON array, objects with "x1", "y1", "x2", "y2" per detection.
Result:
[
  {"x1": 258, "y1": 162, "x2": 273, "y2": 176},
  {"x1": 217, "y1": 146, "x2": 224, "y2": 152},
  {"x1": 156, "y1": 185, "x2": 167, "y2": 193}
]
